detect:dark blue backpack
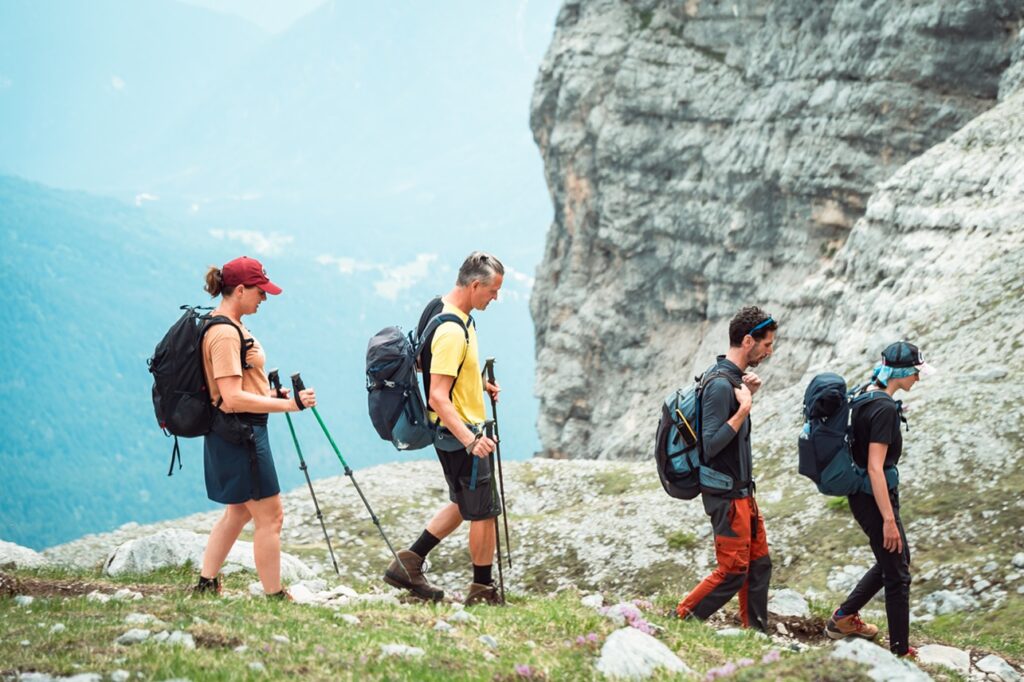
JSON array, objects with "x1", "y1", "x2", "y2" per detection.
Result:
[
  {"x1": 365, "y1": 297, "x2": 471, "y2": 450},
  {"x1": 654, "y1": 368, "x2": 739, "y2": 499},
  {"x1": 798, "y1": 373, "x2": 900, "y2": 496}
]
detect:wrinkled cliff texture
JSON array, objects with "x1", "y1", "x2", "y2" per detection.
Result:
[{"x1": 530, "y1": 0, "x2": 1024, "y2": 461}]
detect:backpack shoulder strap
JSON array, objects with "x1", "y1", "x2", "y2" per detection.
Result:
[{"x1": 201, "y1": 315, "x2": 252, "y2": 370}]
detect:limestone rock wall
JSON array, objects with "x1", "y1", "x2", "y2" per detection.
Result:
[{"x1": 530, "y1": 0, "x2": 1024, "y2": 460}]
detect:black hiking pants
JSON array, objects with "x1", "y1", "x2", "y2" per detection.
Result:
[{"x1": 840, "y1": 488, "x2": 911, "y2": 655}]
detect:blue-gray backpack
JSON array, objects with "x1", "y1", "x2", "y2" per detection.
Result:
[
  {"x1": 365, "y1": 296, "x2": 472, "y2": 450},
  {"x1": 798, "y1": 373, "x2": 900, "y2": 495},
  {"x1": 654, "y1": 368, "x2": 739, "y2": 499}
]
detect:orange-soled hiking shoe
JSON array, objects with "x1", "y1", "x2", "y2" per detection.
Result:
[{"x1": 825, "y1": 609, "x2": 879, "y2": 640}]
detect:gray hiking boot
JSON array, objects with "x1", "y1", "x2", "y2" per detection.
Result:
[
  {"x1": 383, "y1": 550, "x2": 444, "y2": 602},
  {"x1": 465, "y1": 582, "x2": 502, "y2": 606}
]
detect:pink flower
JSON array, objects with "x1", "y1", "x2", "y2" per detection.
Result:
[
  {"x1": 576, "y1": 635, "x2": 587, "y2": 645},
  {"x1": 762, "y1": 649, "x2": 781, "y2": 664},
  {"x1": 737, "y1": 658, "x2": 755, "y2": 667},
  {"x1": 587, "y1": 633, "x2": 599, "y2": 643},
  {"x1": 514, "y1": 664, "x2": 535, "y2": 678}
]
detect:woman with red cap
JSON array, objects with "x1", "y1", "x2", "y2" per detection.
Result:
[{"x1": 192, "y1": 256, "x2": 316, "y2": 599}]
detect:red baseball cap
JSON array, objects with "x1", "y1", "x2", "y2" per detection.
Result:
[{"x1": 221, "y1": 256, "x2": 282, "y2": 295}]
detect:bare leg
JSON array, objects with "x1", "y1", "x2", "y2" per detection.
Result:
[
  {"x1": 468, "y1": 519, "x2": 496, "y2": 567},
  {"x1": 426, "y1": 502, "x2": 463, "y2": 540},
  {"x1": 244, "y1": 495, "x2": 284, "y2": 594},
  {"x1": 201, "y1": 504, "x2": 252, "y2": 579}
]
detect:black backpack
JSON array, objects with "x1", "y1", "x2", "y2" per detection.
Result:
[
  {"x1": 365, "y1": 296, "x2": 471, "y2": 450},
  {"x1": 148, "y1": 305, "x2": 248, "y2": 475}
]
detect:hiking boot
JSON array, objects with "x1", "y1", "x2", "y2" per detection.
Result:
[
  {"x1": 464, "y1": 582, "x2": 502, "y2": 606},
  {"x1": 898, "y1": 646, "x2": 918, "y2": 660},
  {"x1": 382, "y1": 550, "x2": 444, "y2": 602},
  {"x1": 266, "y1": 589, "x2": 293, "y2": 601},
  {"x1": 825, "y1": 609, "x2": 879, "y2": 640},
  {"x1": 190, "y1": 575, "x2": 221, "y2": 596}
]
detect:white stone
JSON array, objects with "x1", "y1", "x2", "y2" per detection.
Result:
[
  {"x1": 449, "y1": 609, "x2": 477, "y2": 624},
  {"x1": 768, "y1": 589, "x2": 810, "y2": 618},
  {"x1": 982, "y1": 561, "x2": 999, "y2": 573},
  {"x1": 248, "y1": 581, "x2": 265, "y2": 597},
  {"x1": 919, "y1": 590, "x2": 979, "y2": 615},
  {"x1": 103, "y1": 528, "x2": 313, "y2": 583},
  {"x1": 86, "y1": 591, "x2": 111, "y2": 604},
  {"x1": 233, "y1": 645, "x2": 249, "y2": 653},
  {"x1": 0, "y1": 540, "x2": 49, "y2": 569},
  {"x1": 271, "y1": 634, "x2": 290, "y2": 644},
  {"x1": 248, "y1": 662, "x2": 266, "y2": 673},
  {"x1": 974, "y1": 579, "x2": 992, "y2": 592},
  {"x1": 49, "y1": 623, "x2": 65, "y2": 634},
  {"x1": 163, "y1": 631, "x2": 196, "y2": 650},
  {"x1": 595, "y1": 627, "x2": 691, "y2": 679},
  {"x1": 336, "y1": 614, "x2": 360, "y2": 626},
  {"x1": 152, "y1": 631, "x2": 170, "y2": 643},
  {"x1": 112, "y1": 589, "x2": 143, "y2": 602},
  {"x1": 716, "y1": 628, "x2": 744, "y2": 637},
  {"x1": 124, "y1": 613, "x2": 159, "y2": 626},
  {"x1": 115, "y1": 629, "x2": 151, "y2": 645},
  {"x1": 602, "y1": 602, "x2": 643, "y2": 627},
  {"x1": 916, "y1": 644, "x2": 970, "y2": 674},
  {"x1": 110, "y1": 671, "x2": 131, "y2": 682},
  {"x1": 976, "y1": 654, "x2": 1021, "y2": 682},
  {"x1": 434, "y1": 620, "x2": 453, "y2": 632},
  {"x1": 828, "y1": 565, "x2": 866, "y2": 594},
  {"x1": 1012, "y1": 553, "x2": 1024, "y2": 569},
  {"x1": 380, "y1": 643, "x2": 425, "y2": 658},
  {"x1": 287, "y1": 583, "x2": 318, "y2": 604},
  {"x1": 830, "y1": 638, "x2": 930, "y2": 681},
  {"x1": 14, "y1": 595, "x2": 34, "y2": 606},
  {"x1": 478, "y1": 634, "x2": 499, "y2": 649},
  {"x1": 19, "y1": 639, "x2": 30, "y2": 647},
  {"x1": 581, "y1": 593, "x2": 604, "y2": 609}
]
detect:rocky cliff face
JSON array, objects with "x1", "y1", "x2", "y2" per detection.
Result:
[{"x1": 529, "y1": 0, "x2": 1023, "y2": 461}]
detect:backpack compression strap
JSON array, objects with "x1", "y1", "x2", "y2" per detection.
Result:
[{"x1": 695, "y1": 369, "x2": 750, "y2": 491}]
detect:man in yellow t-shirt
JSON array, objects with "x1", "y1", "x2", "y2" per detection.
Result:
[{"x1": 383, "y1": 252, "x2": 504, "y2": 605}]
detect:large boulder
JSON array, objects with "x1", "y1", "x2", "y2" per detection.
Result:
[
  {"x1": 104, "y1": 528, "x2": 313, "y2": 583},
  {"x1": 830, "y1": 638, "x2": 929, "y2": 682},
  {"x1": 0, "y1": 540, "x2": 49, "y2": 569},
  {"x1": 595, "y1": 626, "x2": 691, "y2": 679}
]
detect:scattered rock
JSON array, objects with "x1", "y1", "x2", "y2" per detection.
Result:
[
  {"x1": 110, "y1": 671, "x2": 131, "y2": 682},
  {"x1": 14, "y1": 595, "x2": 34, "y2": 606},
  {"x1": 380, "y1": 643, "x2": 425, "y2": 658},
  {"x1": 919, "y1": 590, "x2": 979, "y2": 615},
  {"x1": 234, "y1": 645, "x2": 249, "y2": 654},
  {"x1": 434, "y1": 620, "x2": 453, "y2": 632},
  {"x1": 335, "y1": 614, "x2": 360, "y2": 626},
  {"x1": 1012, "y1": 553, "x2": 1024, "y2": 570},
  {"x1": 830, "y1": 638, "x2": 929, "y2": 681},
  {"x1": 768, "y1": 589, "x2": 810, "y2": 618},
  {"x1": 915, "y1": 645, "x2": 970, "y2": 675},
  {"x1": 104, "y1": 529, "x2": 313, "y2": 583},
  {"x1": 716, "y1": 628, "x2": 744, "y2": 637},
  {"x1": 271, "y1": 634, "x2": 290, "y2": 645},
  {"x1": 248, "y1": 662, "x2": 266, "y2": 673},
  {"x1": 124, "y1": 613, "x2": 163, "y2": 626},
  {"x1": 0, "y1": 540, "x2": 49, "y2": 569},
  {"x1": 49, "y1": 623, "x2": 66, "y2": 634},
  {"x1": 478, "y1": 634, "x2": 499, "y2": 649},
  {"x1": 163, "y1": 631, "x2": 196, "y2": 650},
  {"x1": 86, "y1": 591, "x2": 111, "y2": 604},
  {"x1": 975, "y1": 654, "x2": 1021, "y2": 682},
  {"x1": 595, "y1": 627, "x2": 692, "y2": 679},
  {"x1": 115, "y1": 629, "x2": 151, "y2": 645},
  {"x1": 827, "y1": 565, "x2": 865, "y2": 594},
  {"x1": 581, "y1": 593, "x2": 604, "y2": 609},
  {"x1": 19, "y1": 639, "x2": 30, "y2": 647},
  {"x1": 112, "y1": 588, "x2": 143, "y2": 601},
  {"x1": 450, "y1": 609, "x2": 477, "y2": 624}
]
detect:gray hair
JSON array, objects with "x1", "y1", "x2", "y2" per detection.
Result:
[{"x1": 456, "y1": 251, "x2": 504, "y2": 286}]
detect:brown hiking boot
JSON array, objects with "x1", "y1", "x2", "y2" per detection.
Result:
[
  {"x1": 825, "y1": 609, "x2": 879, "y2": 640},
  {"x1": 464, "y1": 582, "x2": 502, "y2": 606},
  {"x1": 382, "y1": 550, "x2": 444, "y2": 602},
  {"x1": 190, "y1": 575, "x2": 221, "y2": 596}
]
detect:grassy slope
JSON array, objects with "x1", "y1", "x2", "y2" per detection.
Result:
[{"x1": 3, "y1": 564, "x2": 1017, "y2": 681}]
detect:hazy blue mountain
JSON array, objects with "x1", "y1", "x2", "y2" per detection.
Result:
[
  {"x1": 0, "y1": 175, "x2": 541, "y2": 550},
  {"x1": 0, "y1": 0, "x2": 268, "y2": 192}
]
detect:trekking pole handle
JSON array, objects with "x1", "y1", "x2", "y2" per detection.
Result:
[
  {"x1": 268, "y1": 368, "x2": 282, "y2": 397},
  {"x1": 484, "y1": 357, "x2": 496, "y2": 384},
  {"x1": 290, "y1": 373, "x2": 308, "y2": 411}
]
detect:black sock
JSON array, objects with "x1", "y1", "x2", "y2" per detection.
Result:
[
  {"x1": 410, "y1": 530, "x2": 441, "y2": 558},
  {"x1": 473, "y1": 563, "x2": 493, "y2": 586}
]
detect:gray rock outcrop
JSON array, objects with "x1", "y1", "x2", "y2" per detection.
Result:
[
  {"x1": 595, "y1": 626, "x2": 692, "y2": 679},
  {"x1": 529, "y1": 0, "x2": 1024, "y2": 460},
  {"x1": 1, "y1": 539, "x2": 49, "y2": 569}
]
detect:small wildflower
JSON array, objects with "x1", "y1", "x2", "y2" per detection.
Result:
[
  {"x1": 586, "y1": 633, "x2": 599, "y2": 643},
  {"x1": 761, "y1": 649, "x2": 781, "y2": 664},
  {"x1": 736, "y1": 658, "x2": 755, "y2": 667},
  {"x1": 514, "y1": 663, "x2": 535, "y2": 679},
  {"x1": 576, "y1": 635, "x2": 586, "y2": 645}
]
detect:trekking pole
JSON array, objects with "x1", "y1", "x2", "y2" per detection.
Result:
[
  {"x1": 483, "y1": 357, "x2": 512, "y2": 569},
  {"x1": 486, "y1": 420, "x2": 506, "y2": 605},
  {"x1": 268, "y1": 369, "x2": 340, "y2": 576},
  {"x1": 291, "y1": 373, "x2": 410, "y2": 582}
]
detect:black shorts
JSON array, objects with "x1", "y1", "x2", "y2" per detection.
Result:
[{"x1": 435, "y1": 446, "x2": 501, "y2": 521}]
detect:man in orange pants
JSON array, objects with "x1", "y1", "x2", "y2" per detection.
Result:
[{"x1": 677, "y1": 306, "x2": 777, "y2": 632}]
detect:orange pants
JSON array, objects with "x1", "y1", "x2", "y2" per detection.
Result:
[{"x1": 677, "y1": 495, "x2": 771, "y2": 631}]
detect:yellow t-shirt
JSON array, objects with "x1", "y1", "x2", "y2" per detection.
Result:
[
  {"x1": 202, "y1": 321, "x2": 269, "y2": 408},
  {"x1": 427, "y1": 300, "x2": 485, "y2": 427}
]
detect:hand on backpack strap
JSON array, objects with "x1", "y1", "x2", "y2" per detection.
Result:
[{"x1": 742, "y1": 372, "x2": 763, "y2": 396}]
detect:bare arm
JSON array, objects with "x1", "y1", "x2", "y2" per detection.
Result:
[
  {"x1": 866, "y1": 441, "x2": 902, "y2": 553},
  {"x1": 429, "y1": 374, "x2": 494, "y2": 457},
  {"x1": 215, "y1": 375, "x2": 314, "y2": 413}
]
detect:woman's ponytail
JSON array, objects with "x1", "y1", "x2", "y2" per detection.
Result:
[{"x1": 204, "y1": 266, "x2": 224, "y2": 297}]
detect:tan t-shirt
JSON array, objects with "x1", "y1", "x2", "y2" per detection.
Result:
[{"x1": 202, "y1": 321, "x2": 269, "y2": 408}]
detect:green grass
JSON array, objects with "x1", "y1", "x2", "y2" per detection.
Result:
[
  {"x1": 918, "y1": 595, "x2": 1024, "y2": 665},
  {"x1": 825, "y1": 497, "x2": 850, "y2": 513},
  {"x1": 592, "y1": 468, "x2": 636, "y2": 496},
  {"x1": 665, "y1": 530, "x2": 699, "y2": 551}
]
